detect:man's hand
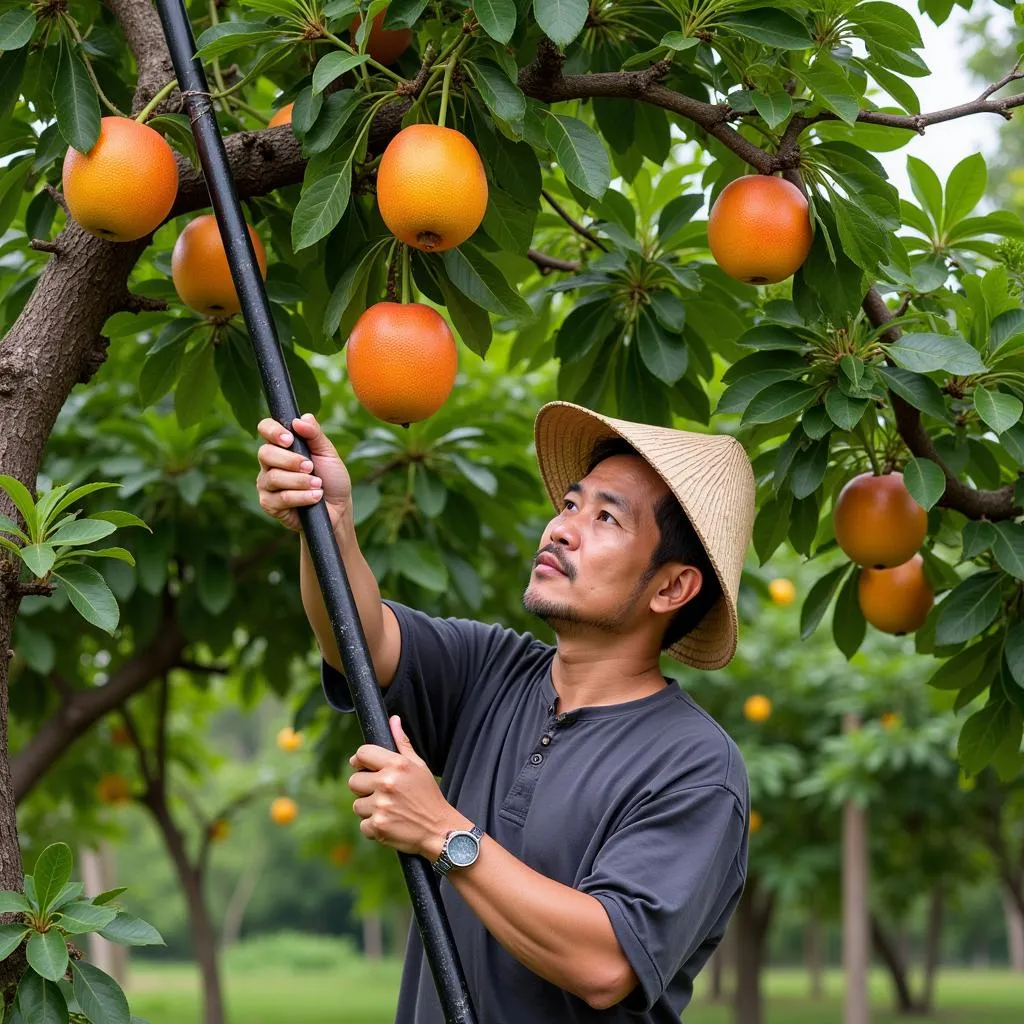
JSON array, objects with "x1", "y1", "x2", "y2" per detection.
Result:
[{"x1": 348, "y1": 717, "x2": 466, "y2": 859}]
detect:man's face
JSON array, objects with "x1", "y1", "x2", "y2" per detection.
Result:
[{"x1": 522, "y1": 454, "x2": 672, "y2": 636}]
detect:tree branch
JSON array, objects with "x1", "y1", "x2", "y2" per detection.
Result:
[
  {"x1": 528, "y1": 249, "x2": 581, "y2": 274},
  {"x1": 119, "y1": 704, "x2": 155, "y2": 789},
  {"x1": 541, "y1": 190, "x2": 608, "y2": 251},
  {"x1": 106, "y1": 0, "x2": 177, "y2": 113},
  {"x1": 154, "y1": 672, "x2": 169, "y2": 786},
  {"x1": 862, "y1": 286, "x2": 1019, "y2": 521}
]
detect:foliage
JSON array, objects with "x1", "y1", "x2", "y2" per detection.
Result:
[{"x1": 0, "y1": 842, "x2": 160, "y2": 1024}]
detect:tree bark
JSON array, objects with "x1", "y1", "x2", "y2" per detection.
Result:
[
  {"x1": 391, "y1": 902, "x2": 411, "y2": 959},
  {"x1": 81, "y1": 844, "x2": 129, "y2": 987},
  {"x1": 871, "y1": 915, "x2": 918, "y2": 1014},
  {"x1": 363, "y1": 913, "x2": 384, "y2": 960},
  {"x1": 219, "y1": 846, "x2": 265, "y2": 951},
  {"x1": 806, "y1": 912, "x2": 825, "y2": 1000},
  {"x1": 843, "y1": 714, "x2": 871, "y2": 1024},
  {"x1": 708, "y1": 945, "x2": 725, "y2": 1001},
  {"x1": 921, "y1": 888, "x2": 942, "y2": 1013},
  {"x1": 732, "y1": 879, "x2": 774, "y2": 1024},
  {"x1": 1004, "y1": 886, "x2": 1024, "y2": 972}
]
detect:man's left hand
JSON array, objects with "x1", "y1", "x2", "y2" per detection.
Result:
[{"x1": 348, "y1": 716, "x2": 465, "y2": 859}]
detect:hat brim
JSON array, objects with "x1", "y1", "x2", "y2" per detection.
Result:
[{"x1": 533, "y1": 401, "x2": 740, "y2": 671}]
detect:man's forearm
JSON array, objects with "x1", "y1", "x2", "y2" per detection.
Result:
[{"x1": 432, "y1": 818, "x2": 637, "y2": 1010}]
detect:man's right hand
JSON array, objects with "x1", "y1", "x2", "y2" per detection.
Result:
[{"x1": 256, "y1": 413, "x2": 352, "y2": 533}]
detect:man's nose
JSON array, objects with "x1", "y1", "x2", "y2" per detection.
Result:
[{"x1": 549, "y1": 518, "x2": 579, "y2": 549}]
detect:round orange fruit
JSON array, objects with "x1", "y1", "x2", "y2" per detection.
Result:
[
  {"x1": 268, "y1": 102, "x2": 293, "y2": 128},
  {"x1": 347, "y1": 302, "x2": 458, "y2": 424},
  {"x1": 62, "y1": 116, "x2": 179, "y2": 242},
  {"x1": 277, "y1": 726, "x2": 304, "y2": 753},
  {"x1": 350, "y1": 10, "x2": 413, "y2": 65},
  {"x1": 749, "y1": 810, "x2": 763, "y2": 834},
  {"x1": 707, "y1": 175, "x2": 812, "y2": 284},
  {"x1": 834, "y1": 472, "x2": 927, "y2": 568},
  {"x1": 97, "y1": 773, "x2": 132, "y2": 806},
  {"x1": 880, "y1": 711, "x2": 901, "y2": 730},
  {"x1": 376, "y1": 125, "x2": 488, "y2": 252},
  {"x1": 743, "y1": 695, "x2": 773, "y2": 723},
  {"x1": 171, "y1": 214, "x2": 267, "y2": 316},
  {"x1": 270, "y1": 797, "x2": 298, "y2": 826},
  {"x1": 858, "y1": 555, "x2": 934, "y2": 635},
  {"x1": 768, "y1": 578, "x2": 796, "y2": 606}
]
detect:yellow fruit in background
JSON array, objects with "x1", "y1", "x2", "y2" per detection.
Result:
[
  {"x1": 277, "y1": 726, "x2": 304, "y2": 753},
  {"x1": 880, "y1": 712, "x2": 901, "y2": 730},
  {"x1": 110, "y1": 723, "x2": 132, "y2": 747},
  {"x1": 768, "y1": 578, "x2": 796, "y2": 606},
  {"x1": 209, "y1": 819, "x2": 231, "y2": 842},
  {"x1": 749, "y1": 810, "x2": 763, "y2": 834},
  {"x1": 743, "y1": 695, "x2": 773, "y2": 723},
  {"x1": 98, "y1": 773, "x2": 132, "y2": 806},
  {"x1": 329, "y1": 843, "x2": 352, "y2": 866},
  {"x1": 270, "y1": 796, "x2": 298, "y2": 825}
]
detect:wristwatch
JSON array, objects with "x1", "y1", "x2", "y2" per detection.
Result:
[{"x1": 433, "y1": 824, "x2": 484, "y2": 876}]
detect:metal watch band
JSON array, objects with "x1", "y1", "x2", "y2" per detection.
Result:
[{"x1": 433, "y1": 824, "x2": 484, "y2": 876}]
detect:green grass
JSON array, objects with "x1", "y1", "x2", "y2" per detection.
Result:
[{"x1": 126, "y1": 950, "x2": 1024, "y2": 1024}]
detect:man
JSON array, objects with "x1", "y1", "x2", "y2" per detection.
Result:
[{"x1": 255, "y1": 400, "x2": 756, "y2": 1022}]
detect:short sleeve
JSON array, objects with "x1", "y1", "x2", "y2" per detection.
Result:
[
  {"x1": 580, "y1": 783, "x2": 746, "y2": 1013},
  {"x1": 320, "y1": 601, "x2": 514, "y2": 775}
]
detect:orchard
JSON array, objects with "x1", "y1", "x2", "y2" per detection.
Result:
[{"x1": 0, "y1": 0, "x2": 1023, "y2": 1022}]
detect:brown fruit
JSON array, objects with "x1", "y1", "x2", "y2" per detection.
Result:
[
  {"x1": 858, "y1": 555, "x2": 934, "y2": 635},
  {"x1": 376, "y1": 125, "x2": 488, "y2": 252},
  {"x1": 749, "y1": 810, "x2": 763, "y2": 834},
  {"x1": 270, "y1": 797, "x2": 298, "y2": 825},
  {"x1": 350, "y1": 10, "x2": 413, "y2": 65},
  {"x1": 768, "y1": 578, "x2": 796, "y2": 607},
  {"x1": 743, "y1": 695, "x2": 772, "y2": 723},
  {"x1": 268, "y1": 102, "x2": 293, "y2": 128},
  {"x1": 277, "y1": 726, "x2": 304, "y2": 753},
  {"x1": 347, "y1": 302, "x2": 457, "y2": 424},
  {"x1": 834, "y1": 472, "x2": 927, "y2": 568},
  {"x1": 62, "y1": 116, "x2": 179, "y2": 242},
  {"x1": 707, "y1": 175, "x2": 812, "y2": 284},
  {"x1": 172, "y1": 214, "x2": 267, "y2": 316},
  {"x1": 98, "y1": 773, "x2": 132, "y2": 806}
]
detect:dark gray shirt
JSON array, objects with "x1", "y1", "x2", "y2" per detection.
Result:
[{"x1": 322, "y1": 601, "x2": 749, "y2": 1023}]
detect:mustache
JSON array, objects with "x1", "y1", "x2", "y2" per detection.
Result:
[{"x1": 533, "y1": 544, "x2": 576, "y2": 581}]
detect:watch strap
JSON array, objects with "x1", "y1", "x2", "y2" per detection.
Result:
[{"x1": 433, "y1": 824, "x2": 483, "y2": 876}]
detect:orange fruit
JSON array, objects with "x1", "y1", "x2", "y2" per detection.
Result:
[
  {"x1": 743, "y1": 695, "x2": 772, "y2": 723},
  {"x1": 880, "y1": 711, "x2": 901, "y2": 730},
  {"x1": 347, "y1": 302, "x2": 458, "y2": 424},
  {"x1": 171, "y1": 214, "x2": 267, "y2": 316},
  {"x1": 749, "y1": 810, "x2": 763, "y2": 834},
  {"x1": 270, "y1": 796, "x2": 298, "y2": 825},
  {"x1": 97, "y1": 773, "x2": 132, "y2": 806},
  {"x1": 834, "y1": 472, "x2": 927, "y2": 568},
  {"x1": 350, "y1": 10, "x2": 413, "y2": 65},
  {"x1": 768, "y1": 578, "x2": 796, "y2": 606},
  {"x1": 329, "y1": 843, "x2": 352, "y2": 866},
  {"x1": 858, "y1": 555, "x2": 934, "y2": 635},
  {"x1": 376, "y1": 125, "x2": 488, "y2": 252},
  {"x1": 110, "y1": 723, "x2": 132, "y2": 747},
  {"x1": 268, "y1": 102, "x2": 293, "y2": 128},
  {"x1": 209, "y1": 819, "x2": 231, "y2": 842},
  {"x1": 707, "y1": 175, "x2": 812, "y2": 284},
  {"x1": 62, "y1": 115, "x2": 179, "y2": 242},
  {"x1": 277, "y1": 726, "x2": 304, "y2": 753}
]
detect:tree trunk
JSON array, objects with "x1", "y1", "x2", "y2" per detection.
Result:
[
  {"x1": 1004, "y1": 886, "x2": 1024, "y2": 972},
  {"x1": 363, "y1": 913, "x2": 384, "y2": 960},
  {"x1": 81, "y1": 844, "x2": 129, "y2": 987},
  {"x1": 147, "y1": 792, "x2": 224, "y2": 1024},
  {"x1": 806, "y1": 912, "x2": 825, "y2": 1000},
  {"x1": 708, "y1": 945, "x2": 725, "y2": 1001},
  {"x1": 390, "y1": 902, "x2": 411, "y2": 959},
  {"x1": 219, "y1": 845, "x2": 265, "y2": 950},
  {"x1": 843, "y1": 714, "x2": 870, "y2": 1024},
  {"x1": 732, "y1": 879, "x2": 774, "y2": 1024},
  {"x1": 921, "y1": 888, "x2": 942, "y2": 1012},
  {"x1": 871, "y1": 915, "x2": 918, "y2": 1014}
]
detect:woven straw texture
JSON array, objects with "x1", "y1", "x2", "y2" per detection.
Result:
[{"x1": 534, "y1": 401, "x2": 756, "y2": 670}]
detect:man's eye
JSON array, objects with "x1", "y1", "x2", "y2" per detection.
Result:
[
  {"x1": 598, "y1": 510, "x2": 618, "y2": 524},
  {"x1": 562, "y1": 499, "x2": 577, "y2": 510}
]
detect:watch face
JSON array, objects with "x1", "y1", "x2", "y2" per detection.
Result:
[{"x1": 447, "y1": 832, "x2": 478, "y2": 867}]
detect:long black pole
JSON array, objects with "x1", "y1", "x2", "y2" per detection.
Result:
[{"x1": 152, "y1": 3, "x2": 477, "y2": 1020}]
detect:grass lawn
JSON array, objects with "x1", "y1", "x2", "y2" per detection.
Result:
[{"x1": 126, "y1": 959, "x2": 1024, "y2": 1023}]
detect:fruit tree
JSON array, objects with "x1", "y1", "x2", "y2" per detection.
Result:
[{"x1": 2, "y1": 0, "x2": 1024, "y2": 997}]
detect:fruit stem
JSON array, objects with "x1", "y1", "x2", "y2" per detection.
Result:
[
  {"x1": 401, "y1": 245, "x2": 411, "y2": 304},
  {"x1": 135, "y1": 79, "x2": 179, "y2": 124},
  {"x1": 322, "y1": 31, "x2": 405, "y2": 84},
  {"x1": 437, "y1": 36, "x2": 469, "y2": 129}
]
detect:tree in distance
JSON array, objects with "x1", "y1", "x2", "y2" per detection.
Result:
[
  {"x1": 268, "y1": 102, "x2": 293, "y2": 128},
  {"x1": 276, "y1": 726, "x2": 304, "y2": 753},
  {"x1": 377, "y1": 125, "x2": 489, "y2": 252},
  {"x1": 743, "y1": 695, "x2": 773, "y2": 724},
  {"x1": 270, "y1": 797, "x2": 299, "y2": 826},
  {"x1": 768, "y1": 578, "x2": 796, "y2": 606},
  {"x1": 351, "y1": 10, "x2": 413, "y2": 65},
  {"x1": 833, "y1": 472, "x2": 928, "y2": 568},
  {"x1": 347, "y1": 302, "x2": 458, "y2": 425},
  {"x1": 858, "y1": 554, "x2": 934, "y2": 635},
  {"x1": 171, "y1": 214, "x2": 267, "y2": 316},
  {"x1": 62, "y1": 116, "x2": 178, "y2": 242},
  {"x1": 707, "y1": 175, "x2": 812, "y2": 284}
]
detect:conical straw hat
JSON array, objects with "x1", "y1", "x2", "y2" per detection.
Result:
[{"x1": 533, "y1": 401, "x2": 756, "y2": 670}]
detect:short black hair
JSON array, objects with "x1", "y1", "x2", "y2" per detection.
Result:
[{"x1": 587, "y1": 437, "x2": 722, "y2": 650}]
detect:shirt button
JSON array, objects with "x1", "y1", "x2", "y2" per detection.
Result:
[
  {"x1": 540, "y1": 735, "x2": 551, "y2": 746},
  {"x1": 530, "y1": 753, "x2": 544, "y2": 765}
]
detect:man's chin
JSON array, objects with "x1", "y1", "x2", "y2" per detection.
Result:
[{"x1": 522, "y1": 587, "x2": 578, "y2": 625}]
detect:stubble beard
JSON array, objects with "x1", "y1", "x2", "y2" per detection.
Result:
[{"x1": 521, "y1": 578, "x2": 641, "y2": 637}]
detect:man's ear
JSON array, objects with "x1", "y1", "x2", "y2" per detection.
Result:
[{"x1": 649, "y1": 564, "x2": 702, "y2": 616}]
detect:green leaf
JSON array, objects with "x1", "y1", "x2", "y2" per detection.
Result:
[
  {"x1": 1005, "y1": 622, "x2": 1024, "y2": 687},
  {"x1": 833, "y1": 568, "x2": 866, "y2": 660},
  {"x1": 963, "y1": 520, "x2": 996, "y2": 559},
  {"x1": 174, "y1": 342, "x2": 218, "y2": 430},
  {"x1": 927, "y1": 635, "x2": 1002, "y2": 690},
  {"x1": 533, "y1": 0, "x2": 588, "y2": 47},
  {"x1": 974, "y1": 385, "x2": 1022, "y2": 434},
  {"x1": 830, "y1": 194, "x2": 888, "y2": 268},
  {"x1": 15, "y1": 971, "x2": 67, "y2": 1024},
  {"x1": 441, "y1": 245, "x2": 532, "y2": 320},
  {"x1": 885, "y1": 333, "x2": 986, "y2": 375},
  {"x1": 33, "y1": 844, "x2": 73, "y2": 915},
  {"x1": 324, "y1": 241, "x2": 387, "y2": 337},
  {"x1": 0, "y1": 474, "x2": 38, "y2": 539},
  {"x1": 803, "y1": 65, "x2": 861, "y2": 123},
  {"x1": 292, "y1": 159, "x2": 353, "y2": 250},
  {"x1": 56, "y1": 902, "x2": 118, "y2": 935},
  {"x1": 902, "y1": 457, "x2": 945, "y2": 511},
  {"x1": 48, "y1": 883, "x2": 84, "y2": 914},
  {"x1": 800, "y1": 565, "x2": 849, "y2": 639},
  {"x1": 412, "y1": 469, "x2": 447, "y2": 519},
  {"x1": 450, "y1": 454, "x2": 498, "y2": 496},
  {"x1": 958, "y1": 700, "x2": 1013, "y2": 776},
  {"x1": 876, "y1": 365, "x2": 948, "y2": 421},
  {"x1": 98, "y1": 913, "x2": 164, "y2": 947},
  {"x1": 72, "y1": 961, "x2": 130, "y2": 1024},
  {"x1": 906, "y1": 155, "x2": 943, "y2": 230},
  {"x1": 742, "y1": 380, "x2": 816, "y2": 425},
  {"x1": 789, "y1": 438, "x2": 829, "y2": 499},
  {"x1": 994, "y1": 523, "x2": 1024, "y2": 579},
  {"x1": 481, "y1": 188, "x2": 535, "y2": 255},
  {"x1": 935, "y1": 571, "x2": 1004, "y2": 646},
  {"x1": 146, "y1": 112, "x2": 199, "y2": 167},
  {"x1": 636, "y1": 309, "x2": 687, "y2": 385},
  {"x1": 20, "y1": 544, "x2": 56, "y2": 578},
  {"x1": 0, "y1": 923, "x2": 29, "y2": 960},
  {"x1": 544, "y1": 114, "x2": 610, "y2": 200},
  {"x1": 723, "y1": 9, "x2": 812, "y2": 49},
  {"x1": 311, "y1": 52, "x2": 370, "y2": 94},
  {"x1": 52, "y1": 563, "x2": 119, "y2": 634},
  {"x1": 393, "y1": 540, "x2": 448, "y2": 591},
  {"x1": 46, "y1": 519, "x2": 117, "y2": 547},
  {"x1": 89, "y1": 511, "x2": 151, "y2": 533},
  {"x1": 824, "y1": 388, "x2": 868, "y2": 431},
  {"x1": 944, "y1": 152, "x2": 987, "y2": 229},
  {"x1": 472, "y1": 60, "x2": 526, "y2": 124},
  {"x1": 658, "y1": 194, "x2": 704, "y2": 245},
  {"x1": 751, "y1": 91, "x2": 792, "y2": 129},
  {"x1": 28, "y1": 930, "x2": 70, "y2": 983},
  {"x1": 0, "y1": 46, "x2": 27, "y2": 122},
  {"x1": 0, "y1": 890, "x2": 31, "y2": 914},
  {"x1": 0, "y1": 9, "x2": 36, "y2": 50},
  {"x1": 474, "y1": 0, "x2": 517, "y2": 44},
  {"x1": 194, "y1": 21, "x2": 279, "y2": 60},
  {"x1": 432, "y1": 264, "x2": 493, "y2": 358},
  {"x1": 752, "y1": 493, "x2": 792, "y2": 564},
  {"x1": 302, "y1": 90, "x2": 361, "y2": 156},
  {"x1": 54, "y1": 39, "x2": 101, "y2": 154}
]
